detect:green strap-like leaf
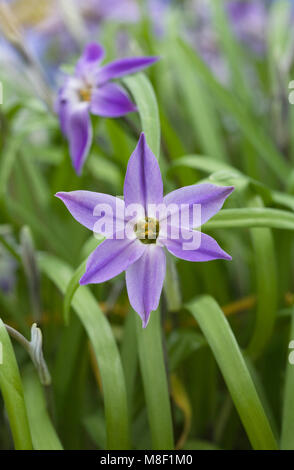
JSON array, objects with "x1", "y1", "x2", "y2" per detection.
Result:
[
  {"x1": 210, "y1": 1, "x2": 251, "y2": 103},
  {"x1": 177, "y1": 39, "x2": 289, "y2": 181},
  {"x1": 186, "y1": 296, "x2": 278, "y2": 450},
  {"x1": 63, "y1": 237, "x2": 103, "y2": 324},
  {"x1": 205, "y1": 208, "x2": 294, "y2": 231},
  {"x1": 123, "y1": 73, "x2": 160, "y2": 157},
  {"x1": 135, "y1": 310, "x2": 174, "y2": 449},
  {"x1": 121, "y1": 311, "x2": 138, "y2": 419},
  {"x1": 38, "y1": 253, "x2": 130, "y2": 450},
  {"x1": 247, "y1": 197, "x2": 278, "y2": 358},
  {"x1": 171, "y1": 41, "x2": 227, "y2": 161},
  {"x1": 63, "y1": 259, "x2": 87, "y2": 325},
  {"x1": 281, "y1": 311, "x2": 294, "y2": 449},
  {"x1": 171, "y1": 154, "x2": 294, "y2": 211},
  {"x1": 22, "y1": 366, "x2": 63, "y2": 450},
  {"x1": 0, "y1": 319, "x2": 33, "y2": 450}
]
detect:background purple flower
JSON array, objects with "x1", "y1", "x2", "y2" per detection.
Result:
[
  {"x1": 227, "y1": 1, "x2": 268, "y2": 54},
  {"x1": 0, "y1": 243, "x2": 18, "y2": 295},
  {"x1": 56, "y1": 134, "x2": 233, "y2": 327},
  {"x1": 57, "y1": 43, "x2": 158, "y2": 175}
]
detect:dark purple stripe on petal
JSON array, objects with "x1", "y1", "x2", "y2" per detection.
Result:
[
  {"x1": 80, "y1": 235, "x2": 146, "y2": 285},
  {"x1": 126, "y1": 245, "x2": 166, "y2": 327},
  {"x1": 124, "y1": 133, "x2": 163, "y2": 213}
]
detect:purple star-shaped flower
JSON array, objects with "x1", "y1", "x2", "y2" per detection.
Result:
[
  {"x1": 56, "y1": 43, "x2": 158, "y2": 175},
  {"x1": 56, "y1": 134, "x2": 234, "y2": 327}
]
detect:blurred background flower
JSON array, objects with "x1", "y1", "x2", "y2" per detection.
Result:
[
  {"x1": 0, "y1": 241, "x2": 18, "y2": 294},
  {"x1": 226, "y1": 0, "x2": 267, "y2": 53}
]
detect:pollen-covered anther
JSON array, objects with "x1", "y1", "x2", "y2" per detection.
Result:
[
  {"x1": 79, "y1": 86, "x2": 92, "y2": 102},
  {"x1": 134, "y1": 217, "x2": 160, "y2": 244}
]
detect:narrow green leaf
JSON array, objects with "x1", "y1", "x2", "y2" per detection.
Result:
[
  {"x1": 168, "y1": 330, "x2": 206, "y2": 372},
  {"x1": 171, "y1": 41, "x2": 227, "y2": 161},
  {"x1": 63, "y1": 238, "x2": 104, "y2": 324},
  {"x1": 6, "y1": 197, "x2": 72, "y2": 262},
  {"x1": 135, "y1": 310, "x2": 174, "y2": 449},
  {"x1": 183, "y1": 439, "x2": 220, "y2": 450},
  {"x1": 171, "y1": 154, "x2": 294, "y2": 211},
  {"x1": 123, "y1": 73, "x2": 160, "y2": 157},
  {"x1": 22, "y1": 366, "x2": 63, "y2": 450},
  {"x1": 63, "y1": 259, "x2": 87, "y2": 325},
  {"x1": 121, "y1": 311, "x2": 138, "y2": 419},
  {"x1": 186, "y1": 296, "x2": 278, "y2": 450},
  {"x1": 0, "y1": 319, "x2": 33, "y2": 450},
  {"x1": 178, "y1": 39, "x2": 289, "y2": 181},
  {"x1": 88, "y1": 153, "x2": 123, "y2": 190},
  {"x1": 281, "y1": 310, "x2": 294, "y2": 449},
  {"x1": 210, "y1": 0, "x2": 251, "y2": 102},
  {"x1": 20, "y1": 226, "x2": 42, "y2": 323},
  {"x1": 247, "y1": 197, "x2": 278, "y2": 358},
  {"x1": 0, "y1": 138, "x2": 20, "y2": 199},
  {"x1": 38, "y1": 253, "x2": 130, "y2": 450},
  {"x1": 205, "y1": 208, "x2": 294, "y2": 231},
  {"x1": 83, "y1": 410, "x2": 106, "y2": 449},
  {"x1": 170, "y1": 154, "x2": 231, "y2": 175},
  {"x1": 0, "y1": 233, "x2": 21, "y2": 262}
]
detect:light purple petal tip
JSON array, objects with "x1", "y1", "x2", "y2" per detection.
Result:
[
  {"x1": 162, "y1": 228, "x2": 232, "y2": 262},
  {"x1": 97, "y1": 56, "x2": 159, "y2": 84},
  {"x1": 80, "y1": 236, "x2": 146, "y2": 285},
  {"x1": 90, "y1": 82, "x2": 137, "y2": 117},
  {"x1": 163, "y1": 184, "x2": 234, "y2": 228},
  {"x1": 124, "y1": 133, "x2": 163, "y2": 213},
  {"x1": 55, "y1": 190, "x2": 125, "y2": 235},
  {"x1": 67, "y1": 103, "x2": 92, "y2": 175},
  {"x1": 126, "y1": 245, "x2": 166, "y2": 328},
  {"x1": 76, "y1": 42, "x2": 105, "y2": 75}
]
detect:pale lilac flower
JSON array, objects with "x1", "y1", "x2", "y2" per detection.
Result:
[
  {"x1": 0, "y1": 244, "x2": 17, "y2": 294},
  {"x1": 81, "y1": 0, "x2": 140, "y2": 24},
  {"x1": 56, "y1": 43, "x2": 158, "y2": 175},
  {"x1": 56, "y1": 134, "x2": 233, "y2": 327},
  {"x1": 227, "y1": 1, "x2": 267, "y2": 53}
]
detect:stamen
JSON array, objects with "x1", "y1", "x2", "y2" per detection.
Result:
[
  {"x1": 79, "y1": 86, "x2": 92, "y2": 102},
  {"x1": 134, "y1": 217, "x2": 160, "y2": 244}
]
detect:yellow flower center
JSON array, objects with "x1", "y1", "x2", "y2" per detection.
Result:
[
  {"x1": 134, "y1": 217, "x2": 160, "y2": 244},
  {"x1": 79, "y1": 86, "x2": 92, "y2": 102}
]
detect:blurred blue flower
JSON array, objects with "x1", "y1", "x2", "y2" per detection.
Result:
[
  {"x1": 227, "y1": 1, "x2": 268, "y2": 53},
  {"x1": 0, "y1": 245, "x2": 17, "y2": 294}
]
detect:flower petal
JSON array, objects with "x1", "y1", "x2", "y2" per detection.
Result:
[
  {"x1": 67, "y1": 103, "x2": 92, "y2": 175},
  {"x1": 163, "y1": 184, "x2": 234, "y2": 227},
  {"x1": 124, "y1": 133, "x2": 163, "y2": 214},
  {"x1": 97, "y1": 56, "x2": 159, "y2": 84},
  {"x1": 57, "y1": 97, "x2": 70, "y2": 136},
  {"x1": 55, "y1": 191, "x2": 125, "y2": 235},
  {"x1": 76, "y1": 42, "x2": 105, "y2": 76},
  {"x1": 80, "y1": 236, "x2": 146, "y2": 285},
  {"x1": 90, "y1": 82, "x2": 137, "y2": 117},
  {"x1": 126, "y1": 245, "x2": 166, "y2": 328},
  {"x1": 162, "y1": 227, "x2": 231, "y2": 262}
]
